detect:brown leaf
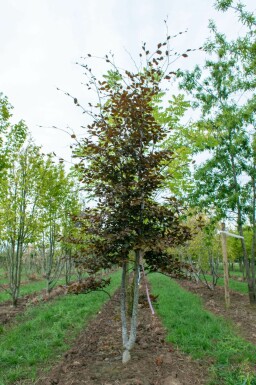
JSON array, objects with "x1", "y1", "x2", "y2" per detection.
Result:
[{"x1": 155, "y1": 355, "x2": 164, "y2": 366}]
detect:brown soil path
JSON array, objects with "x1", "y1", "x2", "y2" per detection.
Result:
[{"x1": 35, "y1": 284, "x2": 208, "y2": 385}]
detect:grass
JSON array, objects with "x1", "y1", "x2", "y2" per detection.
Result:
[
  {"x1": 0, "y1": 279, "x2": 47, "y2": 303},
  {"x1": 229, "y1": 270, "x2": 244, "y2": 277},
  {"x1": 148, "y1": 273, "x2": 256, "y2": 385},
  {"x1": 0, "y1": 273, "x2": 28, "y2": 285},
  {"x1": 201, "y1": 274, "x2": 248, "y2": 294},
  {"x1": 0, "y1": 270, "x2": 121, "y2": 385},
  {"x1": 219, "y1": 266, "x2": 244, "y2": 276},
  {"x1": 217, "y1": 276, "x2": 248, "y2": 294},
  {"x1": 0, "y1": 274, "x2": 79, "y2": 303},
  {"x1": 0, "y1": 268, "x2": 248, "y2": 304}
]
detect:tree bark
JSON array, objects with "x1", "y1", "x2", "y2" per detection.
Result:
[
  {"x1": 221, "y1": 223, "x2": 230, "y2": 308},
  {"x1": 230, "y1": 147, "x2": 256, "y2": 304},
  {"x1": 250, "y1": 170, "x2": 256, "y2": 304},
  {"x1": 121, "y1": 260, "x2": 128, "y2": 349},
  {"x1": 122, "y1": 250, "x2": 141, "y2": 363}
]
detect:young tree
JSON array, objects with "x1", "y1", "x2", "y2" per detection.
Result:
[
  {"x1": 169, "y1": 213, "x2": 222, "y2": 288},
  {"x1": 0, "y1": 94, "x2": 82, "y2": 302},
  {"x1": 0, "y1": 94, "x2": 27, "y2": 176},
  {"x1": 156, "y1": 93, "x2": 192, "y2": 199},
  {"x1": 70, "y1": 39, "x2": 191, "y2": 362},
  {"x1": 60, "y1": 186, "x2": 82, "y2": 285},
  {"x1": 37, "y1": 158, "x2": 80, "y2": 293},
  {"x1": 0, "y1": 143, "x2": 45, "y2": 305},
  {"x1": 177, "y1": 2, "x2": 256, "y2": 303}
]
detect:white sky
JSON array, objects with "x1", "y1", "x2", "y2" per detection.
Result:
[{"x1": 0, "y1": 0, "x2": 255, "y2": 165}]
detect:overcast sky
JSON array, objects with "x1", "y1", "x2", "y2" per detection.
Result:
[{"x1": 0, "y1": 0, "x2": 255, "y2": 165}]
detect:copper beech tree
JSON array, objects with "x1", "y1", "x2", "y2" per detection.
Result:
[{"x1": 69, "y1": 38, "x2": 191, "y2": 363}]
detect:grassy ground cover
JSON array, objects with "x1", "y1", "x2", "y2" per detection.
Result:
[
  {"x1": 0, "y1": 270, "x2": 121, "y2": 385},
  {"x1": 0, "y1": 275, "x2": 79, "y2": 303},
  {"x1": 149, "y1": 273, "x2": 256, "y2": 385},
  {"x1": 0, "y1": 280, "x2": 45, "y2": 303},
  {"x1": 216, "y1": 276, "x2": 248, "y2": 294},
  {"x1": 0, "y1": 273, "x2": 28, "y2": 285},
  {"x1": 201, "y1": 274, "x2": 248, "y2": 294},
  {"x1": 228, "y1": 270, "x2": 244, "y2": 278},
  {"x1": 219, "y1": 266, "x2": 243, "y2": 276}
]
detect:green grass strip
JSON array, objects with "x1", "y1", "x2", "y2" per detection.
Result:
[
  {"x1": 0, "y1": 270, "x2": 121, "y2": 385},
  {"x1": 201, "y1": 274, "x2": 248, "y2": 294},
  {"x1": 149, "y1": 273, "x2": 256, "y2": 385},
  {"x1": 0, "y1": 280, "x2": 48, "y2": 303},
  {"x1": 0, "y1": 273, "x2": 28, "y2": 285},
  {"x1": 218, "y1": 268, "x2": 244, "y2": 277},
  {"x1": 216, "y1": 276, "x2": 248, "y2": 294},
  {"x1": 0, "y1": 275, "x2": 79, "y2": 303}
]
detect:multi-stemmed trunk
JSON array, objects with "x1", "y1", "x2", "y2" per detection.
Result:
[{"x1": 8, "y1": 238, "x2": 24, "y2": 306}]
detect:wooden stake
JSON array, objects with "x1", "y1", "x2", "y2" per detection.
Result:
[{"x1": 221, "y1": 222, "x2": 230, "y2": 308}]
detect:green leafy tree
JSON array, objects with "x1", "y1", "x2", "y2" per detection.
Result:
[
  {"x1": 0, "y1": 143, "x2": 45, "y2": 305},
  {"x1": 171, "y1": 214, "x2": 222, "y2": 288},
  {"x1": 177, "y1": 2, "x2": 256, "y2": 303},
  {"x1": 0, "y1": 95, "x2": 82, "y2": 302},
  {"x1": 227, "y1": 227, "x2": 253, "y2": 275},
  {"x1": 0, "y1": 93, "x2": 27, "y2": 175},
  {"x1": 37, "y1": 158, "x2": 80, "y2": 293},
  {"x1": 155, "y1": 93, "x2": 192, "y2": 198},
  {"x1": 60, "y1": 185, "x2": 82, "y2": 285}
]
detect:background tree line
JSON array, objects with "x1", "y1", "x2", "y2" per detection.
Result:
[
  {"x1": 0, "y1": 94, "x2": 82, "y2": 305},
  {"x1": 170, "y1": 0, "x2": 256, "y2": 303}
]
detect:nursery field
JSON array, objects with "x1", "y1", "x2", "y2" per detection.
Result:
[
  {"x1": 1, "y1": 1, "x2": 256, "y2": 384},
  {"x1": 1, "y1": 271, "x2": 256, "y2": 385},
  {"x1": 0, "y1": 271, "x2": 121, "y2": 385}
]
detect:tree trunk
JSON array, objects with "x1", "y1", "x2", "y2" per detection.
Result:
[
  {"x1": 64, "y1": 249, "x2": 73, "y2": 285},
  {"x1": 121, "y1": 260, "x2": 128, "y2": 350},
  {"x1": 230, "y1": 148, "x2": 256, "y2": 304},
  {"x1": 250, "y1": 171, "x2": 256, "y2": 304},
  {"x1": 237, "y1": 222, "x2": 256, "y2": 304},
  {"x1": 221, "y1": 223, "x2": 230, "y2": 308},
  {"x1": 121, "y1": 250, "x2": 141, "y2": 363}
]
